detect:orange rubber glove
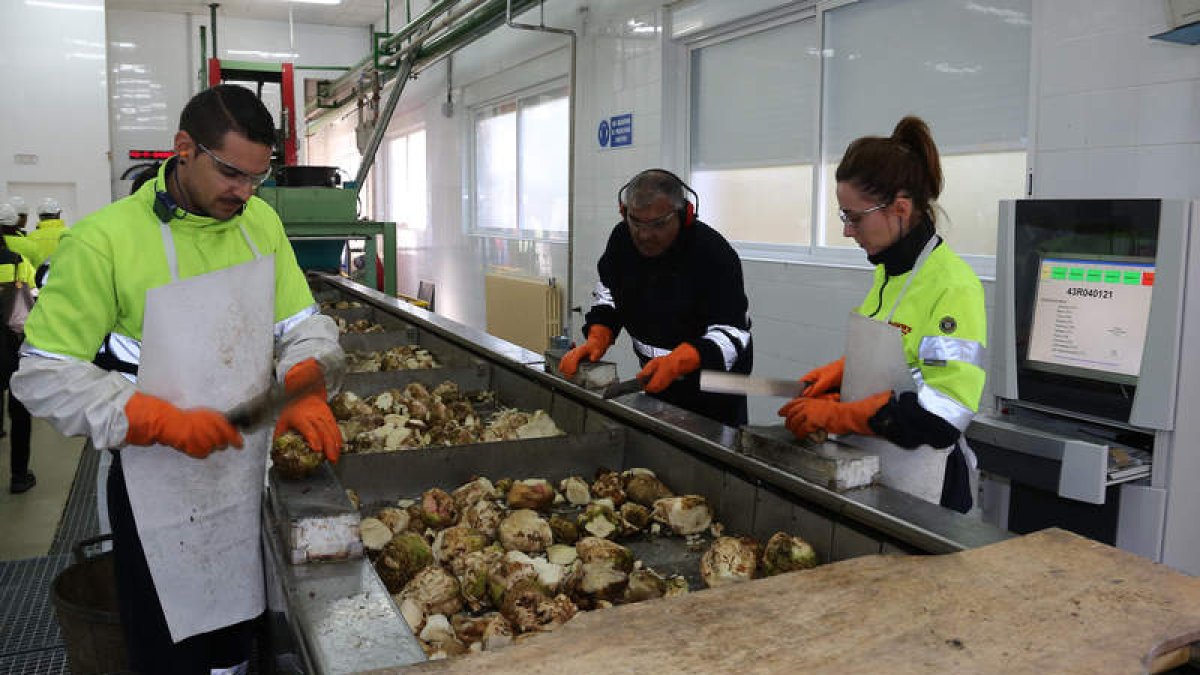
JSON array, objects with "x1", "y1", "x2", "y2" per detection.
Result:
[
  {"x1": 274, "y1": 358, "x2": 342, "y2": 463},
  {"x1": 125, "y1": 392, "x2": 244, "y2": 458},
  {"x1": 637, "y1": 342, "x2": 701, "y2": 394},
  {"x1": 778, "y1": 390, "x2": 891, "y2": 439},
  {"x1": 558, "y1": 325, "x2": 615, "y2": 379},
  {"x1": 799, "y1": 357, "x2": 845, "y2": 398}
]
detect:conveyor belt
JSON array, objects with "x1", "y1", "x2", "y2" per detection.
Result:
[{"x1": 260, "y1": 273, "x2": 1016, "y2": 673}]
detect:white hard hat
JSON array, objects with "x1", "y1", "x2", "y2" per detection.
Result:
[
  {"x1": 9, "y1": 196, "x2": 27, "y2": 215},
  {"x1": 0, "y1": 204, "x2": 17, "y2": 227},
  {"x1": 38, "y1": 197, "x2": 61, "y2": 216}
]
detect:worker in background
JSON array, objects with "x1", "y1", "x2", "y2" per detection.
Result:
[
  {"x1": 559, "y1": 169, "x2": 753, "y2": 427},
  {"x1": 0, "y1": 204, "x2": 36, "y2": 493},
  {"x1": 13, "y1": 84, "x2": 345, "y2": 674},
  {"x1": 777, "y1": 116, "x2": 986, "y2": 513},
  {"x1": 27, "y1": 197, "x2": 68, "y2": 276},
  {"x1": 0, "y1": 203, "x2": 30, "y2": 445},
  {"x1": 8, "y1": 196, "x2": 29, "y2": 232}
]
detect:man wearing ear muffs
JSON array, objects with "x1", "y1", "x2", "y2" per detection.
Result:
[
  {"x1": 560, "y1": 169, "x2": 753, "y2": 427},
  {"x1": 12, "y1": 84, "x2": 344, "y2": 674}
]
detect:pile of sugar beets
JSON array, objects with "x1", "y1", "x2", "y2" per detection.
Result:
[{"x1": 352, "y1": 468, "x2": 820, "y2": 659}]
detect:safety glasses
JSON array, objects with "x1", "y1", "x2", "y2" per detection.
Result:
[
  {"x1": 196, "y1": 143, "x2": 272, "y2": 188},
  {"x1": 626, "y1": 210, "x2": 677, "y2": 231},
  {"x1": 838, "y1": 201, "x2": 891, "y2": 226}
]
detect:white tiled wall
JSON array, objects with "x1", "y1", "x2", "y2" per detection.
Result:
[
  {"x1": 1032, "y1": 0, "x2": 1200, "y2": 198},
  {"x1": 0, "y1": 0, "x2": 110, "y2": 224},
  {"x1": 360, "y1": 0, "x2": 1006, "y2": 424},
  {"x1": 90, "y1": 1, "x2": 1197, "y2": 431},
  {"x1": 106, "y1": 9, "x2": 369, "y2": 198}
]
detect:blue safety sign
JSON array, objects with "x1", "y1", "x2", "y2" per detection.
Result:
[{"x1": 598, "y1": 113, "x2": 633, "y2": 148}]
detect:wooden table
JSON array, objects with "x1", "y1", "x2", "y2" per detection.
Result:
[{"x1": 388, "y1": 529, "x2": 1200, "y2": 674}]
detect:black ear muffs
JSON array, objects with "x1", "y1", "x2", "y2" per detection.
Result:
[
  {"x1": 617, "y1": 168, "x2": 699, "y2": 228},
  {"x1": 153, "y1": 188, "x2": 180, "y2": 223}
]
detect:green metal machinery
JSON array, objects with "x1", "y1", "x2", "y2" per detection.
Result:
[{"x1": 257, "y1": 186, "x2": 398, "y2": 297}]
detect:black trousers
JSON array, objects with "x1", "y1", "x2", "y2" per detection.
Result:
[
  {"x1": 108, "y1": 451, "x2": 256, "y2": 674},
  {"x1": 0, "y1": 328, "x2": 30, "y2": 476},
  {"x1": 939, "y1": 441, "x2": 973, "y2": 514}
]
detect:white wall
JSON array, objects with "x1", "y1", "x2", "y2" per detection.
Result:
[
  {"x1": 353, "y1": 0, "x2": 1198, "y2": 425},
  {"x1": 323, "y1": 0, "x2": 987, "y2": 419},
  {"x1": 311, "y1": 2, "x2": 592, "y2": 330},
  {"x1": 1031, "y1": 0, "x2": 1200, "y2": 198},
  {"x1": 0, "y1": 0, "x2": 109, "y2": 225},
  {"x1": 107, "y1": 10, "x2": 192, "y2": 199},
  {"x1": 306, "y1": 1, "x2": 1199, "y2": 429},
  {"x1": 106, "y1": 9, "x2": 369, "y2": 198}
]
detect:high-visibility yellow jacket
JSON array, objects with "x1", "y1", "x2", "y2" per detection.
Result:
[
  {"x1": 25, "y1": 218, "x2": 67, "y2": 268},
  {"x1": 0, "y1": 247, "x2": 35, "y2": 286},
  {"x1": 24, "y1": 161, "x2": 316, "y2": 364},
  {"x1": 13, "y1": 158, "x2": 343, "y2": 451},
  {"x1": 2, "y1": 235, "x2": 38, "y2": 270},
  {"x1": 857, "y1": 240, "x2": 986, "y2": 433}
]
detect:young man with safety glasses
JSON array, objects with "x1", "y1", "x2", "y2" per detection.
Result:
[{"x1": 14, "y1": 84, "x2": 344, "y2": 674}]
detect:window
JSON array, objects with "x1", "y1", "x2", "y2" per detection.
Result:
[
  {"x1": 386, "y1": 128, "x2": 427, "y2": 230},
  {"x1": 686, "y1": 0, "x2": 1031, "y2": 268},
  {"x1": 305, "y1": 111, "x2": 365, "y2": 215},
  {"x1": 819, "y1": 0, "x2": 1030, "y2": 257},
  {"x1": 471, "y1": 87, "x2": 569, "y2": 238},
  {"x1": 690, "y1": 17, "x2": 820, "y2": 246}
]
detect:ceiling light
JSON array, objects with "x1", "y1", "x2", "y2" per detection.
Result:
[{"x1": 25, "y1": 0, "x2": 102, "y2": 10}]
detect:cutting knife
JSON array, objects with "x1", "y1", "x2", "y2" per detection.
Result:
[
  {"x1": 699, "y1": 371, "x2": 810, "y2": 398},
  {"x1": 224, "y1": 381, "x2": 321, "y2": 429},
  {"x1": 601, "y1": 376, "x2": 646, "y2": 399}
]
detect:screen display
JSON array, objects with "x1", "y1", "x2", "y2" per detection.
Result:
[
  {"x1": 1011, "y1": 199, "x2": 1160, "y2": 423},
  {"x1": 1026, "y1": 256, "x2": 1154, "y2": 384}
]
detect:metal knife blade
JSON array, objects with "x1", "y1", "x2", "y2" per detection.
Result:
[
  {"x1": 224, "y1": 381, "x2": 321, "y2": 429},
  {"x1": 601, "y1": 377, "x2": 645, "y2": 399},
  {"x1": 699, "y1": 371, "x2": 809, "y2": 398}
]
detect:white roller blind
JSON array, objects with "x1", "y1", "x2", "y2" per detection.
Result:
[
  {"x1": 690, "y1": 17, "x2": 819, "y2": 169},
  {"x1": 821, "y1": 0, "x2": 1031, "y2": 157}
]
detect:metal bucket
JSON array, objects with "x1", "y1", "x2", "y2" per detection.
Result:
[{"x1": 50, "y1": 536, "x2": 130, "y2": 675}]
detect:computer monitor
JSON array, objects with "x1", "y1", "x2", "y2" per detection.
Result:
[
  {"x1": 1025, "y1": 254, "x2": 1155, "y2": 386},
  {"x1": 997, "y1": 199, "x2": 1174, "y2": 426}
]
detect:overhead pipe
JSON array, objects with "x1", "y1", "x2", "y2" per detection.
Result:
[
  {"x1": 323, "y1": 0, "x2": 459, "y2": 99},
  {"x1": 307, "y1": 0, "x2": 541, "y2": 122},
  {"x1": 199, "y1": 25, "x2": 208, "y2": 89},
  {"x1": 378, "y1": 0, "x2": 494, "y2": 70},
  {"x1": 505, "y1": 0, "x2": 578, "y2": 338},
  {"x1": 209, "y1": 3, "x2": 219, "y2": 59},
  {"x1": 354, "y1": 51, "x2": 419, "y2": 197}
]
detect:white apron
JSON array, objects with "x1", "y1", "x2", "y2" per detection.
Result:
[
  {"x1": 121, "y1": 222, "x2": 275, "y2": 642},
  {"x1": 839, "y1": 237, "x2": 950, "y2": 505}
]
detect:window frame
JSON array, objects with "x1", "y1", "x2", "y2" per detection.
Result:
[
  {"x1": 467, "y1": 79, "x2": 571, "y2": 242},
  {"x1": 676, "y1": 0, "x2": 1021, "y2": 279}
]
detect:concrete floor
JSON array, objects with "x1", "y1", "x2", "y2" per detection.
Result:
[{"x1": 0, "y1": 415, "x2": 86, "y2": 561}]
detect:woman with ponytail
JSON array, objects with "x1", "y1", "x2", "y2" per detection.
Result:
[{"x1": 777, "y1": 116, "x2": 986, "y2": 513}]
